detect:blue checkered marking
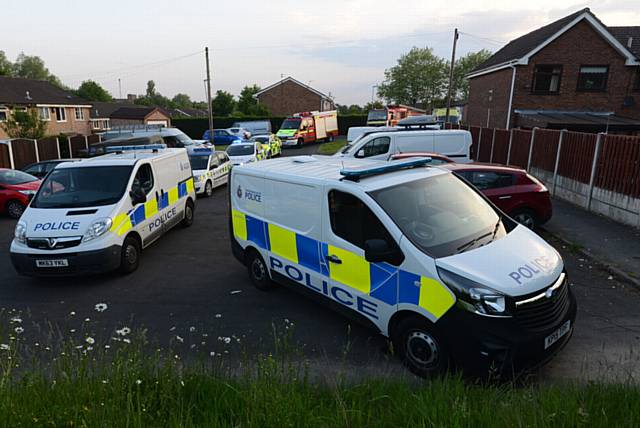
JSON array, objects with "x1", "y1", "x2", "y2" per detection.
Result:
[
  {"x1": 131, "y1": 205, "x2": 145, "y2": 226},
  {"x1": 158, "y1": 193, "x2": 169, "y2": 210},
  {"x1": 296, "y1": 234, "x2": 324, "y2": 274},
  {"x1": 370, "y1": 263, "x2": 398, "y2": 305},
  {"x1": 246, "y1": 215, "x2": 269, "y2": 250},
  {"x1": 398, "y1": 270, "x2": 420, "y2": 305},
  {"x1": 178, "y1": 182, "x2": 187, "y2": 198}
]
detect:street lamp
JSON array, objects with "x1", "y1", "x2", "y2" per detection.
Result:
[{"x1": 371, "y1": 85, "x2": 378, "y2": 104}]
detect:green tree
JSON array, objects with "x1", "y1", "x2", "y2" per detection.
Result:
[
  {"x1": 146, "y1": 80, "x2": 157, "y2": 97},
  {"x1": 451, "y1": 49, "x2": 492, "y2": 101},
  {"x1": 76, "y1": 80, "x2": 113, "y2": 102},
  {"x1": 12, "y1": 52, "x2": 63, "y2": 87},
  {"x1": 1, "y1": 108, "x2": 47, "y2": 139},
  {"x1": 377, "y1": 47, "x2": 448, "y2": 109},
  {"x1": 363, "y1": 101, "x2": 385, "y2": 111},
  {"x1": 171, "y1": 93, "x2": 192, "y2": 109},
  {"x1": 0, "y1": 51, "x2": 11, "y2": 76},
  {"x1": 211, "y1": 90, "x2": 236, "y2": 116},
  {"x1": 236, "y1": 85, "x2": 269, "y2": 115}
]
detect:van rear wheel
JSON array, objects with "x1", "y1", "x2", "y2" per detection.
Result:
[
  {"x1": 119, "y1": 236, "x2": 140, "y2": 274},
  {"x1": 392, "y1": 316, "x2": 450, "y2": 378},
  {"x1": 246, "y1": 250, "x2": 274, "y2": 291}
]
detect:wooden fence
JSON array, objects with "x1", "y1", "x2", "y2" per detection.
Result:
[{"x1": 0, "y1": 135, "x2": 101, "y2": 169}]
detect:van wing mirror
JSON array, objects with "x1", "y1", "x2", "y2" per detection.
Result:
[
  {"x1": 355, "y1": 149, "x2": 365, "y2": 158},
  {"x1": 364, "y1": 239, "x2": 403, "y2": 265},
  {"x1": 130, "y1": 187, "x2": 147, "y2": 205}
]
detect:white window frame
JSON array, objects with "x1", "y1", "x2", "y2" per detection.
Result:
[
  {"x1": 74, "y1": 107, "x2": 85, "y2": 121},
  {"x1": 0, "y1": 106, "x2": 8, "y2": 122},
  {"x1": 39, "y1": 107, "x2": 51, "y2": 121},
  {"x1": 55, "y1": 107, "x2": 67, "y2": 122}
]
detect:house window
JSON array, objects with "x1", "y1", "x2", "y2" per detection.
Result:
[
  {"x1": 74, "y1": 107, "x2": 85, "y2": 120},
  {"x1": 577, "y1": 66, "x2": 609, "y2": 91},
  {"x1": 55, "y1": 107, "x2": 67, "y2": 122},
  {"x1": 532, "y1": 65, "x2": 562, "y2": 93},
  {"x1": 39, "y1": 107, "x2": 51, "y2": 121},
  {"x1": 0, "y1": 108, "x2": 7, "y2": 122}
]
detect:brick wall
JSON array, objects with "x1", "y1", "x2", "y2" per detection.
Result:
[
  {"x1": 467, "y1": 20, "x2": 640, "y2": 129},
  {"x1": 256, "y1": 80, "x2": 325, "y2": 116},
  {"x1": 145, "y1": 110, "x2": 171, "y2": 126},
  {"x1": 0, "y1": 106, "x2": 91, "y2": 139}
]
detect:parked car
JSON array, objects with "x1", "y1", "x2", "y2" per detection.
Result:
[
  {"x1": 225, "y1": 142, "x2": 268, "y2": 165},
  {"x1": 102, "y1": 126, "x2": 198, "y2": 148},
  {"x1": 227, "y1": 127, "x2": 250, "y2": 138},
  {"x1": 0, "y1": 169, "x2": 41, "y2": 219},
  {"x1": 202, "y1": 129, "x2": 243, "y2": 145},
  {"x1": 390, "y1": 152, "x2": 454, "y2": 165},
  {"x1": 442, "y1": 163, "x2": 552, "y2": 228},
  {"x1": 86, "y1": 135, "x2": 165, "y2": 157},
  {"x1": 22, "y1": 159, "x2": 81, "y2": 179}
]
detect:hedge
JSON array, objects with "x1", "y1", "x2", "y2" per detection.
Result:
[{"x1": 173, "y1": 115, "x2": 368, "y2": 139}]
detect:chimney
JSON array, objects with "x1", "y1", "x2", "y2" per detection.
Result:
[
  {"x1": 25, "y1": 91, "x2": 32, "y2": 101},
  {"x1": 628, "y1": 37, "x2": 633, "y2": 49}
]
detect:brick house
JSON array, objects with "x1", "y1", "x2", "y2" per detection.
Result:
[
  {"x1": 466, "y1": 8, "x2": 640, "y2": 133},
  {"x1": 0, "y1": 76, "x2": 92, "y2": 139},
  {"x1": 108, "y1": 106, "x2": 171, "y2": 128},
  {"x1": 254, "y1": 77, "x2": 335, "y2": 116}
]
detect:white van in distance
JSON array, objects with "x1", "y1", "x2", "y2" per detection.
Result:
[
  {"x1": 10, "y1": 145, "x2": 196, "y2": 276},
  {"x1": 229, "y1": 156, "x2": 576, "y2": 377}
]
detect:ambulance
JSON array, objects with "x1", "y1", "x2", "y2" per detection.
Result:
[
  {"x1": 10, "y1": 145, "x2": 196, "y2": 276},
  {"x1": 228, "y1": 156, "x2": 576, "y2": 377},
  {"x1": 188, "y1": 147, "x2": 231, "y2": 197}
]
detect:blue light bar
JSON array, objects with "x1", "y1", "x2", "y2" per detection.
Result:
[
  {"x1": 340, "y1": 158, "x2": 431, "y2": 181},
  {"x1": 105, "y1": 144, "x2": 167, "y2": 153},
  {"x1": 191, "y1": 147, "x2": 213, "y2": 154}
]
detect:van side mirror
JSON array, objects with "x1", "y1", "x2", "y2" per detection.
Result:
[
  {"x1": 130, "y1": 187, "x2": 147, "y2": 205},
  {"x1": 364, "y1": 239, "x2": 403, "y2": 265},
  {"x1": 355, "y1": 149, "x2": 365, "y2": 158}
]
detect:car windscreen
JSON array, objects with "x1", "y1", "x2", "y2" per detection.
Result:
[
  {"x1": 367, "y1": 110, "x2": 387, "y2": 121},
  {"x1": 369, "y1": 173, "x2": 504, "y2": 258},
  {"x1": 0, "y1": 169, "x2": 38, "y2": 185},
  {"x1": 226, "y1": 145, "x2": 254, "y2": 156},
  {"x1": 280, "y1": 119, "x2": 301, "y2": 130},
  {"x1": 189, "y1": 155, "x2": 210, "y2": 170},
  {"x1": 175, "y1": 133, "x2": 194, "y2": 146},
  {"x1": 31, "y1": 166, "x2": 133, "y2": 209}
]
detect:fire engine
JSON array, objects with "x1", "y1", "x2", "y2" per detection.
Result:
[
  {"x1": 276, "y1": 111, "x2": 339, "y2": 147},
  {"x1": 366, "y1": 105, "x2": 426, "y2": 127}
]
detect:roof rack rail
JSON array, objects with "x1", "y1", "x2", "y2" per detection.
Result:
[
  {"x1": 396, "y1": 115, "x2": 439, "y2": 128},
  {"x1": 340, "y1": 158, "x2": 432, "y2": 182},
  {"x1": 105, "y1": 144, "x2": 167, "y2": 153}
]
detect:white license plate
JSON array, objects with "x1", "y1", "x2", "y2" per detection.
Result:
[
  {"x1": 544, "y1": 320, "x2": 571, "y2": 349},
  {"x1": 35, "y1": 259, "x2": 69, "y2": 268}
]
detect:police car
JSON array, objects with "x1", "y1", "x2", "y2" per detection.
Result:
[
  {"x1": 188, "y1": 148, "x2": 231, "y2": 197},
  {"x1": 225, "y1": 142, "x2": 268, "y2": 166},
  {"x1": 10, "y1": 145, "x2": 196, "y2": 276},
  {"x1": 229, "y1": 156, "x2": 576, "y2": 377}
]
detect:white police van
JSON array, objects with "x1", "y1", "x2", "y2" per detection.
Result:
[
  {"x1": 229, "y1": 156, "x2": 576, "y2": 377},
  {"x1": 10, "y1": 145, "x2": 196, "y2": 276},
  {"x1": 188, "y1": 147, "x2": 231, "y2": 197}
]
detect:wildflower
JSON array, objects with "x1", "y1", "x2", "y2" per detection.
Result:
[
  {"x1": 94, "y1": 303, "x2": 108, "y2": 312},
  {"x1": 104, "y1": 345, "x2": 111, "y2": 349},
  {"x1": 180, "y1": 380, "x2": 185, "y2": 387},
  {"x1": 85, "y1": 337, "x2": 95, "y2": 345},
  {"x1": 190, "y1": 344, "x2": 196, "y2": 349},
  {"x1": 70, "y1": 311, "x2": 76, "y2": 316},
  {"x1": 10, "y1": 316, "x2": 22, "y2": 324},
  {"x1": 86, "y1": 346, "x2": 93, "y2": 351},
  {"x1": 136, "y1": 379, "x2": 142, "y2": 385},
  {"x1": 116, "y1": 327, "x2": 131, "y2": 336},
  {"x1": 210, "y1": 351, "x2": 216, "y2": 357},
  {"x1": 176, "y1": 335, "x2": 184, "y2": 343},
  {"x1": 169, "y1": 326, "x2": 176, "y2": 332},
  {"x1": 76, "y1": 345, "x2": 83, "y2": 349},
  {"x1": 215, "y1": 314, "x2": 222, "y2": 318},
  {"x1": 14, "y1": 327, "x2": 24, "y2": 334},
  {"x1": 0, "y1": 344, "x2": 9, "y2": 351},
  {"x1": 70, "y1": 329, "x2": 76, "y2": 333},
  {"x1": 189, "y1": 326, "x2": 196, "y2": 332},
  {"x1": 122, "y1": 338, "x2": 131, "y2": 344},
  {"x1": 102, "y1": 380, "x2": 108, "y2": 384},
  {"x1": 84, "y1": 318, "x2": 90, "y2": 322}
]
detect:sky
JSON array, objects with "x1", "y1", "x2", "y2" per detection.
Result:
[{"x1": 2, "y1": 0, "x2": 639, "y2": 105}]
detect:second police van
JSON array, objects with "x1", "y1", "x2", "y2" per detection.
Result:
[
  {"x1": 10, "y1": 145, "x2": 196, "y2": 276},
  {"x1": 229, "y1": 156, "x2": 576, "y2": 376},
  {"x1": 188, "y1": 147, "x2": 231, "y2": 197}
]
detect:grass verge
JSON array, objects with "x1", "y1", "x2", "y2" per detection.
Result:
[{"x1": 317, "y1": 138, "x2": 347, "y2": 155}]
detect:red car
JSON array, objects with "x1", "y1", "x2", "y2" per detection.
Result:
[
  {"x1": 0, "y1": 169, "x2": 41, "y2": 219},
  {"x1": 442, "y1": 163, "x2": 552, "y2": 228}
]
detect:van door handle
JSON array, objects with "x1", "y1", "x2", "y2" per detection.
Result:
[
  {"x1": 498, "y1": 195, "x2": 512, "y2": 200},
  {"x1": 155, "y1": 191, "x2": 159, "y2": 201},
  {"x1": 327, "y1": 255, "x2": 342, "y2": 264}
]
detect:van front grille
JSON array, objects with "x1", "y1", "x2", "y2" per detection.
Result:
[{"x1": 514, "y1": 274, "x2": 570, "y2": 333}]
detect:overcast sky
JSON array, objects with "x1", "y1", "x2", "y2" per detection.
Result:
[{"x1": 2, "y1": 0, "x2": 639, "y2": 105}]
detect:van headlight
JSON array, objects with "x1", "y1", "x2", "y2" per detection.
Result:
[
  {"x1": 14, "y1": 221, "x2": 27, "y2": 244},
  {"x1": 83, "y1": 218, "x2": 112, "y2": 243},
  {"x1": 437, "y1": 268, "x2": 510, "y2": 317}
]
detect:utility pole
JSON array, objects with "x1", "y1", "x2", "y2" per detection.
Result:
[
  {"x1": 371, "y1": 84, "x2": 378, "y2": 104},
  {"x1": 445, "y1": 28, "x2": 459, "y2": 125},
  {"x1": 205, "y1": 47, "x2": 214, "y2": 142},
  {"x1": 118, "y1": 78, "x2": 122, "y2": 99}
]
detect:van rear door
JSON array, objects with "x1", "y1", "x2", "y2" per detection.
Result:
[
  {"x1": 394, "y1": 134, "x2": 434, "y2": 154},
  {"x1": 433, "y1": 132, "x2": 471, "y2": 162}
]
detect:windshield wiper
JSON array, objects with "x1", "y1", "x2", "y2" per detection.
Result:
[{"x1": 456, "y1": 220, "x2": 501, "y2": 254}]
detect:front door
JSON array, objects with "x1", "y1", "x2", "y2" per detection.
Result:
[{"x1": 128, "y1": 163, "x2": 160, "y2": 246}]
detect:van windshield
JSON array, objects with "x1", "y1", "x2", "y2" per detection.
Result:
[
  {"x1": 369, "y1": 173, "x2": 505, "y2": 258},
  {"x1": 189, "y1": 155, "x2": 210, "y2": 170},
  {"x1": 280, "y1": 119, "x2": 301, "y2": 130},
  {"x1": 32, "y1": 166, "x2": 133, "y2": 209},
  {"x1": 367, "y1": 110, "x2": 387, "y2": 121}
]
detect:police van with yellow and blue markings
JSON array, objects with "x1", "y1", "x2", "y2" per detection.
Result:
[
  {"x1": 10, "y1": 145, "x2": 196, "y2": 276},
  {"x1": 229, "y1": 156, "x2": 576, "y2": 376}
]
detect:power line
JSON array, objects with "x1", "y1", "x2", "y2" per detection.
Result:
[{"x1": 459, "y1": 32, "x2": 507, "y2": 46}]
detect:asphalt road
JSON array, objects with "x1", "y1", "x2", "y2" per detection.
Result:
[{"x1": 1, "y1": 143, "x2": 639, "y2": 381}]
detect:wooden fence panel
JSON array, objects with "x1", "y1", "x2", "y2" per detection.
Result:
[
  {"x1": 469, "y1": 126, "x2": 481, "y2": 160},
  {"x1": 0, "y1": 144, "x2": 11, "y2": 168},
  {"x1": 509, "y1": 129, "x2": 532, "y2": 168},
  {"x1": 69, "y1": 135, "x2": 87, "y2": 158},
  {"x1": 491, "y1": 129, "x2": 510, "y2": 164},
  {"x1": 10, "y1": 139, "x2": 38, "y2": 169},
  {"x1": 531, "y1": 128, "x2": 561, "y2": 172},
  {"x1": 596, "y1": 135, "x2": 640, "y2": 198},
  {"x1": 477, "y1": 128, "x2": 493, "y2": 162},
  {"x1": 557, "y1": 132, "x2": 596, "y2": 184},
  {"x1": 37, "y1": 137, "x2": 59, "y2": 161}
]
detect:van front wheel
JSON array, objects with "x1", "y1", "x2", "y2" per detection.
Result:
[
  {"x1": 181, "y1": 200, "x2": 194, "y2": 228},
  {"x1": 393, "y1": 317, "x2": 450, "y2": 378},
  {"x1": 119, "y1": 236, "x2": 140, "y2": 274},
  {"x1": 247, "y1": 250, "x2": 274, "y2": 291}
]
